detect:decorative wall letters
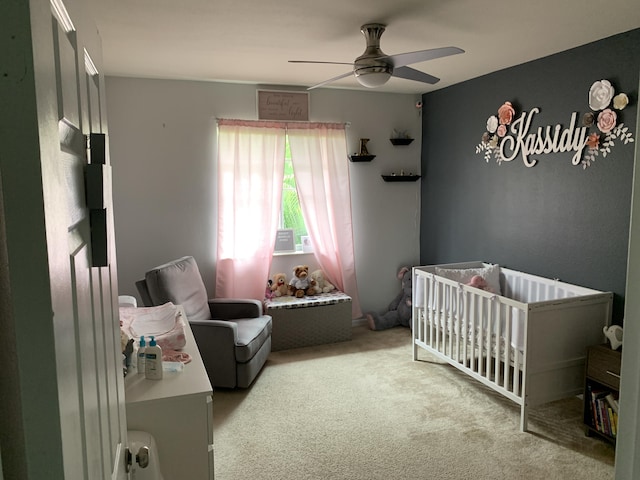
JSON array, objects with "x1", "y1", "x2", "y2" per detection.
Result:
[{"x1": 475, "y1": 80, "x2": 634, "y2": 169}]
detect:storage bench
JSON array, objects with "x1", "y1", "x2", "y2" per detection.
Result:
[{"x1": 264, "y1": 292, "x2": 352, "y2": 351}]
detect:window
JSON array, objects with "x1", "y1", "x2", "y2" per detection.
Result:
[{"x1": 280, "y1": 137, "x2": 308, "y2": 251}]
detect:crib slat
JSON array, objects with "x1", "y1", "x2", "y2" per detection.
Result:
[
  {"x1": 454, "y1": 290, "x2": 461, "y2": 363},
  {"x1": 513, "y1": 322, "x2": 521, "y2": 397},
  {"x1": 503, "y1": 305, "x2": 512, "y2": 391},
  {"x1": 428, "y1": 276, "x2": 435, "y2": 348},
  {"x1": 471, "y1": 295, "x2": 478, "y2": 373},
  {"x1": 427, "y1": 275, "x2": 433, "y2": 346},
  {"x1": 478, "y1": 296, "x2": 485, "y2": 376},
  {"x1": 486, "y1": 296, "x2": 493, "y2": 381},
  {"x1": 494, "y1": 300, "x2": 500, "y2": 384},
  {"x1": 462, "y1": 291, "x2": 468, "y2": 365},
  {"x1": 435, "y1": 282, "x2": 442, "y2": 351},
  {"x1": 420, "y1": 276, "x2": 426, "y2": 346},
  {"x1": 444, "y1": 284, "x2": 457, "y2": 357}
]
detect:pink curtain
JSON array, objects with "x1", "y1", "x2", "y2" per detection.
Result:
[
  {"x1": 287, "y1": 123, "x2": 362, "y2": 318},
  {"x1": 215, "y1": 119, "x2": 286, "y2": 300}
]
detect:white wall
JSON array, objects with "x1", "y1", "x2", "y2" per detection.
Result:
[{"x1": 105, "y1": 77, "x2": 422, "y2": 315}]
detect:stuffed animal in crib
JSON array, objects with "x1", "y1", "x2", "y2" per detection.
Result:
[
  {"x1": 287, "y1": 264, "x2": 316, "y2": 298},
  {"x1": 308, "y1": 269, "x2": 336, "y2": 294},
  {"x1": 366, "y1": 266, "x2": 413, "y2": 331},
  {"x1": 270, "y1": 272, "x2": 289, "y2": 297},
  {"x1": 466, "y1": 275, "x2": 493, "y2": 292}
]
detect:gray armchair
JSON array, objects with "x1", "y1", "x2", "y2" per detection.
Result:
[{"x1": 135, "y1": 256, "x2": 272, "y2": 388}]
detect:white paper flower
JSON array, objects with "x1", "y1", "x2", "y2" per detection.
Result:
[
  {"x1": 486, "y1": 115, "x2": 498, "y2": 134},
  {"x1": 613, "y1": 93, "x2": 629, "y2": 110},
  {"x1": 589, "y1": 80, "x2": 615, "y2": 111}
]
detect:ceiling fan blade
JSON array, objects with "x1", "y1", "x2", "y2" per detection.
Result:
[
  {"x1": 289, "y1": 60, "x2": 354, "y2": 66},
  {"x1": 392, "y1": 66, "x2": 439, "y2": 85},
  {"x1": 307, "y1": 71, "x2": 354, "y2": 90},
  {"x1": 381, "y1": 46, "x2": 464, "y2": 68}
]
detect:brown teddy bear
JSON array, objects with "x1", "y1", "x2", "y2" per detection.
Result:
[
  {"x1": 270, "y1": 273, "x2": 289, "y2": 297},
  {"x1": 287, "y1": 265, "x2": 316, "y2": 298}
]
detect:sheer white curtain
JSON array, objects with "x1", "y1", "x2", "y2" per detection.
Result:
[
  {"x1": 215, "y1": 119, "x2": 286, "y2": 300},
  {"x1": 287, "y1": 123, "x2": 362, "y2": 318}
]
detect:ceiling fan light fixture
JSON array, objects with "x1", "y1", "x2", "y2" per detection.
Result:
[
  {"x1": 295, "y1": 22, "x2": 464, "y2": 90},
  {"x1": 354, "y1": 65, "x2": 393, "y2": 88}
]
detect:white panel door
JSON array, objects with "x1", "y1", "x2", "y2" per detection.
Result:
[
  {"x1": 50, "y1": 1, "x2": 129, "y2": 477},
  {"x1": 0, "y1": 0, "x2": 128, "y2": 478}
]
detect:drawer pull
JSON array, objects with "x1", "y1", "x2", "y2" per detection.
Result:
[{"x1": 606, "y1": 370, "x2": 620, "y2": 379}]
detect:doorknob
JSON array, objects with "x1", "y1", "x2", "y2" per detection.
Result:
[
  {"x1": 136, "y1": 446, "x2": 150, "y2": 468},
  {"x1": 125, "y1": 445, "x2": 151, "y2": 472}
]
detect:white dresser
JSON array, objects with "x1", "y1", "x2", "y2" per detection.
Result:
[{"x1": 124, "y1": 309, "x2": 214, "y2": 479}]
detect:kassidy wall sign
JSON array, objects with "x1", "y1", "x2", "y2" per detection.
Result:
[{"x1": 475, "y1": 80, "x2": 634, "y2": 169}]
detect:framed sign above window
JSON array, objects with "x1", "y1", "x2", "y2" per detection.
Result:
[{"x1": 257, "y1": 90, "x2": 309, "y2": 121}]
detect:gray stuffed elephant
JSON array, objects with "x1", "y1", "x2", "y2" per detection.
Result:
[{"x1": 366, "y1": 266, "x2": 412, "y2": 331}]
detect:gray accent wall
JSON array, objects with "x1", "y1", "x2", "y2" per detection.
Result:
[{"x1": 420, "y1": 29, "x2": 640, "y2": 323}]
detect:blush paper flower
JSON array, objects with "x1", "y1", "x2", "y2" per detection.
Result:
[
  {"x1": 589, "y1": 80, "x2": 615, "y2": 111},
  {"x1": 597, "y1": 108, "x2": 617, "y2": 133},
  {"x1": 497, "y1": 125, "x2": 507, "y2": 137},
  {"x1": 497, "y1": 101, "x2": 516, "y2": 125}
]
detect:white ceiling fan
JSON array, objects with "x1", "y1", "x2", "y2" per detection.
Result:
[{"x1": 289, "y1": 23, "x2": 464, "y2": 90}]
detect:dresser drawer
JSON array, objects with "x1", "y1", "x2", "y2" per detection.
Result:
[{"x1": 586, "y1": 345, "x2": 621, "y2": 390}]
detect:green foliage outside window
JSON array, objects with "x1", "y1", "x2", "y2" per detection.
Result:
[{"x1": 282, "y1": 139, "x2": 308, "y2": 249}]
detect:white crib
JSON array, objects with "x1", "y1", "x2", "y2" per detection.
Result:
[{"x1": 412, "y1": 261, "x2": 613, "y2": 431}]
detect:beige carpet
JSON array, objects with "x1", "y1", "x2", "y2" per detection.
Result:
[{"x1": 213, "y1": 325, "x2": 615, "y2": 480}]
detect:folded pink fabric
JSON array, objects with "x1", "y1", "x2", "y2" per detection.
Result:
[{"x1": 162, "y1": 350, "x2": 192, "y2": 364}]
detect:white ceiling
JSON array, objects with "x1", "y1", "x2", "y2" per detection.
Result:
[{"x1": 87, "y1": 0, "x2": 640, "y2": 95}]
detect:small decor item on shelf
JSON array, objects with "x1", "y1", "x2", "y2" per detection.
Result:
[
  {"x1": 603, "y1": 325, "x2": 623, "y2": 350},
  {"x1": 381, "y1": 170, "x2": 421, "y2": 182},
  {"x1": 359, "y1": 138, "x2": 370, "y2": 155},
  {"x1": 390, "y1": 129, "x2": 414, "y2": 145},
  {"x1": 349, "y1": 138, "x2": 375, "y2": 162}
]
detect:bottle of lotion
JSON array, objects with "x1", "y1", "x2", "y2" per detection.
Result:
[
  {"x1": 136, "y1": 336, "x2": 146, "y2": 374},
  {"x1": 144, "y1": 335, "x2": 163, "y2": 380}
]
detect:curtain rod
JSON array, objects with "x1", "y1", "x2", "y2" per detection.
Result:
[{"x1": 216, "y1": 118, "x2": 350, "y2": 128}]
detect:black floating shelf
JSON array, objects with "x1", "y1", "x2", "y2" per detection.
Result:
[
  {"x1": 382, "y1": 174, "x2": 421, "y2": 182},
  {"x1": 349, "y1": 154, "x2": 376, "y2": 162},
  {"x1": 390, "y1": 138, "x2": 414, "y2": 146}
]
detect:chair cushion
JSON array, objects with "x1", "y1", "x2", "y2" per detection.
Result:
[
  {"x1": 234, "y1": 315, "x2": 273, "y2": 363},
  {"x1": 144, "y1": 256, "x2": 211, "y2": 321}
]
